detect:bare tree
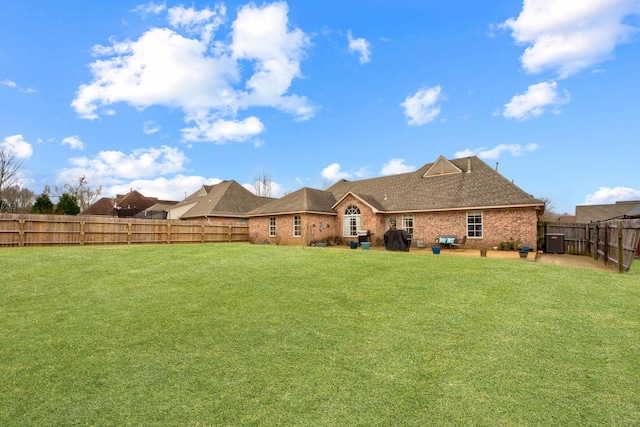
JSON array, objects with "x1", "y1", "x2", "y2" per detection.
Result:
[
  {"x1": 254, "y1": 171, "x2": 273, "y2": 197},
  {"x1": 0, "y1": 149, "x2": 24, "y2": 213},
  {"x1": 0, "y1": 185, "x2": 35, "y2": 213},
  {"x1": 0, "y1": 149, "x2": 21, "y2": 191},
  {"x1": 537, "y1": 196, "x2": 570, "y2": 221},
  {"x1": 55, "y1": 176, "x2": 103, "y2": 212}
]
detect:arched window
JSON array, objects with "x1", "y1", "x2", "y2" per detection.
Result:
[{"x1": 343, "y1": 205, "x2": 361, "y2": 236}]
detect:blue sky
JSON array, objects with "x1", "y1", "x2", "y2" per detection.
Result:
[{"x1": 1, "y1": 0, "x2": 639, "y2": 214}]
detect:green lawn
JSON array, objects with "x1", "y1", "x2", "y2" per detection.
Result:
[{"x1": 1, "y1": 243, "x2": 639, "y2": 426}]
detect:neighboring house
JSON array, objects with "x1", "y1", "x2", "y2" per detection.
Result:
[
  {"x1": 135, "y1": 202, "x2": 179, "y2": 219},
  {"x1": 168, "y1": 180, "x2": 273, "y2": 224},
  {"x1": 575, "y1": 200, "x2": 640, "y2": 223},
  {"x1": 80, "y1": 190, "x2": 177, "y2": 218},
  {"x1": 248, "y1": 155, "x2": 545, "y2": 249},
  {"x1": 627, "y1": 204, "x2": 640, "y2": 218}
]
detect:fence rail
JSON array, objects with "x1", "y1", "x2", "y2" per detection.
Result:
[
  {"x1": 538, "y1": 219, "x2": 640, "y2": 273},
  {"x1": 0, "y1": 214, "x2": 249, "y2": 247}
]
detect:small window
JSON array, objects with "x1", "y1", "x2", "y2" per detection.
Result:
[
  {"x1": 402, "y1": 214, "x2": 414, "y2": 238},
  {"x1": 467, "y1": 211, "x2": 482, "y2": 238},
  {"x1": 293, "y1": 215, "x2": 301, "y2": 237},
  {"x1": 343, "y1": 205, "x2": 361, "y2": 236},
  {"x1": 269, "y1": 217, "x2": 276, "y2": 237}
]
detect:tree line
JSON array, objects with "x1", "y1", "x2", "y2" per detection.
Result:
[{"x1": 0, "y1": 149, "x2": 102, "y2": 215}]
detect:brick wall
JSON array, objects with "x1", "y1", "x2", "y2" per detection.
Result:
[
  {"x1": 411, "y1": 208, "x2": 539, "y2": 249},
  {"x1": 249, "y1": 205, "x2": 539, "y2": 250},
  {"x1": 249, "y1": 213, "x2": 336, "y2": 246}
]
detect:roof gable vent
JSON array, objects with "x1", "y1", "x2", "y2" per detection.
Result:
[{"x1": 423, "y1": 155, "x2": 463, "y2": 177}]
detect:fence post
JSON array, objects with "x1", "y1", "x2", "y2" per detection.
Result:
[
  {"x1": 18, "y1": 216, "x2": 25, "y2": 247},
  {"x1": 618, "y1": 220, "x2": 624, "y2": 273},
  {"x1": 592, "y1": 223, "x2": 598, "y2": 260},
  {"x1": 201, "y1": 224, "x2": 205, "y2": 243},
  {"x1": 167, "y1": 223, "x2": 171, "y2": 244},
  {"x1": 80, "y1": 220, "x2": 85, "y2": 246}
]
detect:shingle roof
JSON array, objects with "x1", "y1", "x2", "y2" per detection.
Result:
[
  {"x1": 248, "y1": 187, "x2": 337, "y2": 216},
  {"x1": 249, "y1": 156, "x2": 543, "y2": 216},
  {"x1": 576, "y1": 200, "x2": 640, "y2": 222},
  {"x1": 80, "y1": 190, "x2": 175, "y2": 216},
  {"x1": 327, "y1": 156, "x2": 543, "y2": 212},
  {"x1": 627, "y1": 204, "x2": 640, "y2": 218},
  {"x1": 176, "y1": 180, "x2": 272, "y2": 219}
]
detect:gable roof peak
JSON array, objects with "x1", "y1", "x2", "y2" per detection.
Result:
[{"x1": 423, "y1": 155, "x2": 463, "y2": 178}]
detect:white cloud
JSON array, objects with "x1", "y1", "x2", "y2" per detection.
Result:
[
  {"x1": 58, "y1": 145, "x2": 187, "y2": 186},
  {"x1": 584, "y1": 186, "x2": 640, "y2": 205},
  {"x1": 108, "y1": 175, "x2": 221, "y2": 202},
  {"x1": 400, "y1": 86, "x2": 443, "y2": 125},
  {"x1": 503, "y1": 81, "x2": 569, "y2": 120},
  {"x1": 1, "y1": 134, "x2": 33, "y2": 159},
  {"x1": 501, "y1": 0, "x2": 640, "y2": 77},
  {"x1": 1, "y1": 79, "x2": 37, "y2": 93},
  {"x1": 131, "y1": 2, "x2": 166, "y2": 17},
  {"x1": 143, "y1": 120, "x2": 161, "y2": 134},
  {"x1": 231, "y1": 2, "x2": 315, "y2": 118},
  {"x1": 321, "y1": 163, "x2": 352, "y2": 181},
  {"x1": 167, "y1": 4, "x2": 226, "y2": 44},
  {"x1": 62, "y1": 135, "x2": 85, "y2": 150},
  {"x1": 72, "y1": 2, "x2": 315, "y2": 144},
  {"x1": 380, "y1": 159, "x2": 416, "y2": 175},
  {"x1": 347, "y1": 30, "x2": 372, "y2": 64},
  {"x1": 181, "y1": 116, "x2": 264, "y2": 143},
  {"x1": 455, "y1": 143, "x2": 539, "y2": 160}
]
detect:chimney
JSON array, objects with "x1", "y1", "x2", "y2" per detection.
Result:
[
  {"x1": 495, "y1": 162, "x2": 499, "y2": 171},
  {"x1": 467, "y1": 158, "x2": 471, "y2": 173}
]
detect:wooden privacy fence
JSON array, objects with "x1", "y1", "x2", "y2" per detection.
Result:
[
  {"x1": 538, "y1": 219, "x2": 640, "y2": 273},
  {"x1": 0, "y1": 214, "x2": 249, "y2": 247}
]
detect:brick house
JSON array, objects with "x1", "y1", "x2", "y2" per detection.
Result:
[
  {"x1": 168, "y1": 180, "x2": 272, "y2": 224},
  {"x1": 80, "y1": 190, "x2": 177, "y2": 218},
  {"x1": 248, "y1": 155, "x2": 544, "y2": 249}
]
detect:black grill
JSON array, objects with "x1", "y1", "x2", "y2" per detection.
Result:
[{"x1": 357, "y1": 230, "x2": 371, "y2": 244}]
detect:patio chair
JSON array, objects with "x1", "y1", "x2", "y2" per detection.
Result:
[{"x1": 450, "y1": 236, "x2": 467, "y2": 251}]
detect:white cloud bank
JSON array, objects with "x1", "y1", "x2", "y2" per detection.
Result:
[
  {"x1": 501, "y1": 0, "x2": 640, "y2": 78},
  {"x1": 55, "y1": 143, "x2": 229, "y2": 201},
  {"x1": 502, "y1": 81, "x2": 569, "y2": 120},
  {"x1": 400, "y1": 86, "x2": 443, "y2": 125},
  {"x1": 455, "y1": 143, "x2": 539, "y2": 160},
  {"x1": 584, "y1": 186, "x2": 640, "y2": 205},
  {"x1": 347, "y1": 30, "x2": 372, "y2": 64},
  {"x1": 72, "y1": 2, "x2": 316, "y2": 144},
  {"x1": 1, "y1": 134, "x2": 33, "y2": 159},
  {"x1": 380, "y1": 159, "x2": 416, "y2": 175}
]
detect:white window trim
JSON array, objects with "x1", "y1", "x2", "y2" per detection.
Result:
[
  {"x1": 343, "y1": 205, "x2": 361, "y2": 237},
  {"x1": 293, "y1": 215, "x2": 301, "y2": 237},
  {"x1": 269, "y1": 217, "x2": 276, "y2": 237},
  {"x1": 402, "y1": 214, "x2": 414, "y2": 238},
  {"x1": 467, "y1": 210, "x2": 483, "y2": 238}
]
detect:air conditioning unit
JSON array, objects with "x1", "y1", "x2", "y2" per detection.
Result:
[{"x1": 545, "y1": 233, "x2": 565, "y2": 254}]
